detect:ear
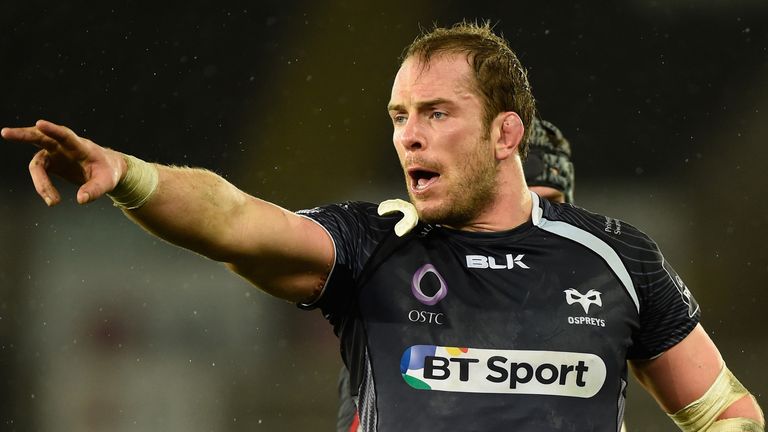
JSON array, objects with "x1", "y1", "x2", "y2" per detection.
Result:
[{"x1": 493, "y1": 112, "x2": 524, "y2": 161}]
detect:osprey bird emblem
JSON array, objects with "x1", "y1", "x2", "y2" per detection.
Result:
[{"x1": 564, "y1": 289, "x2": 603, "y2": 314}]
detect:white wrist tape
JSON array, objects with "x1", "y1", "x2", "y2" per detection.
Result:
[
  {"x1": 107, "y1": 154, "x2": 159, "y2": 210},
  {"x1": 669, "y1": 364, "x2": 763, "y2": 431}
]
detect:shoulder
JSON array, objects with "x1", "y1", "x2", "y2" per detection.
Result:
[
  {"x1": 536, "y1": 199, "x2": 669, "y2": 312},
  {"x1": 295, "y1": 200, "x2": 406, "y2": 312},
  {"x1": 298, "y1": 200, "x2": 379, "y2": 219},
  {"x1": 297, "y1": 201, "x2": 403, "y2": 276},
  {"x1": 538, "y1": 200, "x2": 659, "y2": 256},
  {"x1": 536, "y1": 197, "x2": 700, "y2": 358},
  {"x1": 298, "y1": 200, "x2": 399, "y2": 237}
]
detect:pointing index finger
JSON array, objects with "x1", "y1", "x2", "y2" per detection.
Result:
[
  {"x1": 1, "y1": 125, "x2": 62, "y2": 152},
  {"x1": 35, "y1": 120, "x2": 84, "y2": 152}
]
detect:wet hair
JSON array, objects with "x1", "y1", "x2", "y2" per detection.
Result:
[{"x1": 401, "y1": 20, "x2": 537, "y2": 156}]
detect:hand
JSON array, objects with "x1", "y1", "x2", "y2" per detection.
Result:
[{"x1": 1, "y1": 120, "x2": 125, "y2": 206}]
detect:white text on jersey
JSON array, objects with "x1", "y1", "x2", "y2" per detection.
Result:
[{"x1": 465, "y1": 254, "x2": 530, "y2": 270}]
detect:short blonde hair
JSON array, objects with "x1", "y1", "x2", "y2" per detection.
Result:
[{"x1": 401, "y1": 21, "x2": 537, "y2": 156}]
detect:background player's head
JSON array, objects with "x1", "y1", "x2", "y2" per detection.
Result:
[
  {"x1": 524, "y1": 118, "x2": 575, "y2": 204},
  {"x1": 400, "y1": 21, "x2": 536, "y2": 155}
]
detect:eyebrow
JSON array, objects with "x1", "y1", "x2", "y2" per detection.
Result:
[{"x1": 387, "y1": 98, "x2": 454, "y2": 112}]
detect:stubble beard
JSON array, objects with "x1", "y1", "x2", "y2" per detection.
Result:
[{"x1": 409, "y1": 137, "x2": 498, "y2": 227}]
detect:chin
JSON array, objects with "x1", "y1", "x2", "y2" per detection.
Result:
[
  {"x1": 412, "y1": 199, "x2": 467, "y2": 226},
  {"x1": 410, "y1": 197, "x2": 440, "y2": 223}
]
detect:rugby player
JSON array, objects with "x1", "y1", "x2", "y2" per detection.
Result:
[
  {"x1": 3, "y1": 21, "x2": 762, "y2": 431},
  {"x1": 337, "y1": 115, "x2": 576, "y2": 432}
]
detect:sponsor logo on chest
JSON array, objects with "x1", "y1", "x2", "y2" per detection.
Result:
[
  {"x1": 408, "y1": 264, "x2": 448, "y2": 325},
  {"x1": 405, "y1": 263, "x2": 612, "y2": 329},
  {"x1": 401, "y1": 345, "x2": 606, "y2": 398},
  {"x1": 465, "y1": 254, "x2": 529, "y2": 270}
]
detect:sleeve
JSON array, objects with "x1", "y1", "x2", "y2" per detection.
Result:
[
  {"x1": 295, "y1": 201, "x2": 394, "y2": 317},
  {"x1": 624, "y1": 230, "x2": 701, "y2": 360}
]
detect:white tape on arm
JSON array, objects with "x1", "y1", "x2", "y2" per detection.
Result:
[
  {"x1": 107, "y1": 154, "x2": 159, "y2": 210},
  {"x1": 669, "y1": 364, "x2": 763, "y2": 431}
]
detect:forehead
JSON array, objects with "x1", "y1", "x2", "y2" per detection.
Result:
[{"x1": 389, "y1": 54, "x2": 478, "y2": 108}]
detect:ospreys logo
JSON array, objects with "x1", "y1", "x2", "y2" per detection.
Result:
[{"x1": 564, "y1": 289, "x2": 603, "y2": 314}]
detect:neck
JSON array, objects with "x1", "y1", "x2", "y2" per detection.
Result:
[{"x1": 446, "y1": 160, "x2": 532, "y2": 233}]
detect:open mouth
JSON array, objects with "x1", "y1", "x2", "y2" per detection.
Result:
[{"x1": 408, "y1": 168, "x2": 440, "y2": 192}]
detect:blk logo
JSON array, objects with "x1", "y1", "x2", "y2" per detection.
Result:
[
  {"x1": 465, "y1": 254, "x2": 529, "y2": 270},
  {"x1": 411, "y1": 264, "x2": 448, "y2": 306},
  {"x1": 564, "y1": 289, "x2": 603, "y2": 314}
]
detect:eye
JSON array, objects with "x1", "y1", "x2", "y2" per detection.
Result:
[
  {"x1": 392, "y1": 114, "x2": 407, "y2": 125},
  {"x1": 430, "y1": 111, "x2": 447, "y2": 120}
]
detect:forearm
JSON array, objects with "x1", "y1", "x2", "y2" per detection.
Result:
[
  {"x1": 2, "y1": 121, "x2": 331, "y2": 301},
  {"x1": 120, "y1": 161, "x2": 266, "y2": 262},
  {"x1": 123, "y1": 163, "x2": 334, "y2": 302}
]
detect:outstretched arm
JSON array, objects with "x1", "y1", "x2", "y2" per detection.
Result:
[
  {"x1": 2, "y1": 120, "x2": 333, "y2": 303},
  {"x1": 630, "y1": 324, "x2": 764, "y2": 431}
]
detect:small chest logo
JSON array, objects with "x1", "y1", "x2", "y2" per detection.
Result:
[
  {"x1": 412, "y1": 264, "x2": 448, "y2": 306},
  {"x1": 564, "y1": 289, "x2": 603, "y2": 314},
  {"x1": 465, "y1": 254, "x2": 529, "y2": 270},
  {"x1": 409, "y1": 264, "x2": 448, "y2": 325}
]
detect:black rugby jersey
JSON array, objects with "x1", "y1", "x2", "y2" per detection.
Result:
[{"x1": 298, "y1": 193, "x2": 700, "y2": 432}]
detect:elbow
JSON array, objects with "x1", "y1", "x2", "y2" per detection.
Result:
[
  {"x1": 223, "y1": 261, "x2": 325, "y2": 304},
  {"x1": 669, "y1": 366, "x2": 764, "y2": 431}
]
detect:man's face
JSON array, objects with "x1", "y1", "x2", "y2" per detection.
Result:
[{"x1": 388, "y1": 54, "x2": 498, "y2": 226}]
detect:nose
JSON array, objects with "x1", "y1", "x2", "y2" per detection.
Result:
[{"x1": 395, "y1": 117, "x2": 424, "y2": 152}]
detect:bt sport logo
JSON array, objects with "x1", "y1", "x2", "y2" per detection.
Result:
[{"x1": 400, "y1": 345, "x2": 606, "y2": 398}]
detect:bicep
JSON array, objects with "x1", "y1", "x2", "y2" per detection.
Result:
[
  {"x1": 630, "y1": 324, "x2": 722, "y2": 413},
  {"x1": 630, "y1": 324, "x2": 763, "y2": 423}
]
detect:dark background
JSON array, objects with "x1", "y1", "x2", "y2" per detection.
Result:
[{"x1": 1, "y1": 1, "x2": 766, "y2": 430}]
